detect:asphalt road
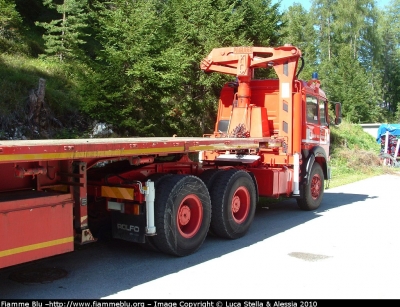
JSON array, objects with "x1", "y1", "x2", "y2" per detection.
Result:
[{"x1": 1, "y1": 174, "x2": 400, "y2": 299}]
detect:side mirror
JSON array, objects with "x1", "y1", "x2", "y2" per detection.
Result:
[{"x1": 334, "y1": 102, "x2": 342, "y2": 125}]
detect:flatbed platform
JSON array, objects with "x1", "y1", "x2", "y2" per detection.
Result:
[{"x1": 0, "y1": 136, "x2": 272, "y2": 163}]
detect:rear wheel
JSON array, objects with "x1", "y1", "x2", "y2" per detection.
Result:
[
  {"x1": 152, "y1": 175, "x2": 211, "y2": 256},
  {"x1": 199, "y1": 169, "x2": 224, "y2": 237},
  {"x1": 209, "y1": 169, "x2": 256, "y2": 239},
  {"x1": 199, "y1": 169, "x2": 223, "y2": 189},
  {"x1": 297, "y1": 162, "x2": 324, "y2": 211}
]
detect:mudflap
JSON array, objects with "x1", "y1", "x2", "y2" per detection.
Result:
[{"x1": 111, "y1": 211, "x2": 147, "y2": 243}]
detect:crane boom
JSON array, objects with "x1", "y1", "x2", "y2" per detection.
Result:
[{"x1": 200, "y1": 45, "x2": 302, "y2": 108}]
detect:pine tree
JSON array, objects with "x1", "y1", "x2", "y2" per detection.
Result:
[
  {"x1": 282, "y1": 3, "x2": 318, "y2": 79},
  {"x1": 310, "y1": 0, "x2": 384, "y2": 123},
  {"x1": 0, "y1": 0, "x2": 22, "y2": 40},
  {"x1": 162, "y1": 0, "x2": 285, "y2": 135},
  {"x1": 379, "y1": 0, "x2": 400, "y2": 120},
  {"x1": 35, "y1": 0, "x2": 89, "y2": 61},
  {"x1": 81, "y1": 0, "x2": 171, "y2": 136},
  {"x1": 82, "y1": 0, "x2": 286, "y2": 137}
]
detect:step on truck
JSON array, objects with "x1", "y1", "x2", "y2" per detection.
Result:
[{"x1": 0, "y1": 45, "x2": 341, "y2": 269}]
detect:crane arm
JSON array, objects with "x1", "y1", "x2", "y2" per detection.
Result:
[
  {"x1": 200, "y1": 45, "x2": 302, "y2": 77},
  {"x1": 200, "y1": 45, "x2": 302, "y2": 108}
]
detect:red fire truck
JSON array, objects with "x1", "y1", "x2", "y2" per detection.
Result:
[{"x1": 0, "y1": 45, "x2": 341, "y2": 269}]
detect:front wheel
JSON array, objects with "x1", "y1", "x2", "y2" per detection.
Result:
[{"x1": 297, "y1": 162, "x2": 324, "y2": 211}]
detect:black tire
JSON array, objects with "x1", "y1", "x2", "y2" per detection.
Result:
[
  {"x1": 209, "y1": 169, "x2": 256, "y2": 239},
  {"x1": 198, "y1": 169, "x2": 223, "y2": 237},
  {"x1": 152, "y1": 175, "x2": 211, "y2": 256},
  {"x1": 199, "y1": 169, "x2": 223, "y2": 189},
  {"x1": 146, "y1": 172, "x2": 172, "y2": 183},
  {"x1": 248, "y1": 171, "x2": 259, "y2": 205},
  {"x1": 296, "y1": 162, "x2": 324, "y2": 211},
  {"x1": 141, "y1": 173, "x2": 173, "y2": 252}
]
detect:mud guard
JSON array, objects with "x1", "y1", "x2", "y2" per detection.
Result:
[
  {"x1": 302, "y1": 146, "x2": 329, "y2": 185},
  {"x1": 111, "y1": 211, "x2": 147, "y2": 243}
]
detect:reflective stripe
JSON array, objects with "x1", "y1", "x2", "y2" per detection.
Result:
[
  {"x1": 0, "y1": 147, "x2": 185, "y2": 162},
  {"x1": 101, "y1": 186, "x2": 134, "y2": 200},
  {"x1": 0, "y1": 237, "x2": 74, "y2": 258}
]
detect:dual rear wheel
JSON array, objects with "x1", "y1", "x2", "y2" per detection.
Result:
[
  {"x1": 145, "y1": 164, "x2": 323, "y2": 256},
  {"x1": 148, "y1": 170, "x2": 257, "y2": 256},
  {"x1": 207, "y1": 169, "x2": 257, "y2": 239}
]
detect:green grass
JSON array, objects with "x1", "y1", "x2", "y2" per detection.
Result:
[
  {"x1": 327, "y1": 121, "x2": 396, "y2": 187},
  {"x1": 0, "y1": 53, "x2": 81, "y2": 111},
  {"x1": 328, "y1": 170, "x2": 388, "y2": 188},
  {"x1": 0, "y1": 52, "x2": 90, "y2": 139}
]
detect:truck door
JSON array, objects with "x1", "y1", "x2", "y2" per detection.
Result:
[
  {"x1": 319, "y1": 99, "x2": 330, "y2": 155},
  {"x1": 305, "y1": 95, "x2": 329, "y2": 155},
  {"x1": 305, "y1": 95, "x2": 320, "y2": 144}
]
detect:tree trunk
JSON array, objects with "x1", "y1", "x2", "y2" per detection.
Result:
[{"x1": 28, "y1": 78, "x2": 46, "y2": 130}]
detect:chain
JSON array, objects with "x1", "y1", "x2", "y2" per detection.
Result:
[{"x1": 231, "y1": 123, "x2": 250, "y2": 138}]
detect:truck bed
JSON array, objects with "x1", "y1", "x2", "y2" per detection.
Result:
[{"x1": 0, "y1": 136, "x2": 269, "y2": 163}]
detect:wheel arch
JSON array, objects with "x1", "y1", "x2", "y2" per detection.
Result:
[{"x1": 302, "y1": 146, "x2": 329, "y2": 185}]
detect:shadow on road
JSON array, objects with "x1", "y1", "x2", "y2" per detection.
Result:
[{"x1": 0, "y1": 189, "x2": 373, "y2": 299}]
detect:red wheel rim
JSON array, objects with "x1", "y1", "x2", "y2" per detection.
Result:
[
  {"x1": 176, "y1": 194, "x2": 203, "y2": 238},
  {"x1": 231, "y1": 186, "x2": 250, "y2": 224},
  {"x1": 311, "y1": 173, "x2": 322, "y2": 200}
]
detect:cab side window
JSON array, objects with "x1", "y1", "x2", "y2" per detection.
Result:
[
  {"x1": 319, "y1": 100, "x2": 327, "y2": 126},
  {"x1": 306, "y1": 95, "x2": 319, "y2": 124}
]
